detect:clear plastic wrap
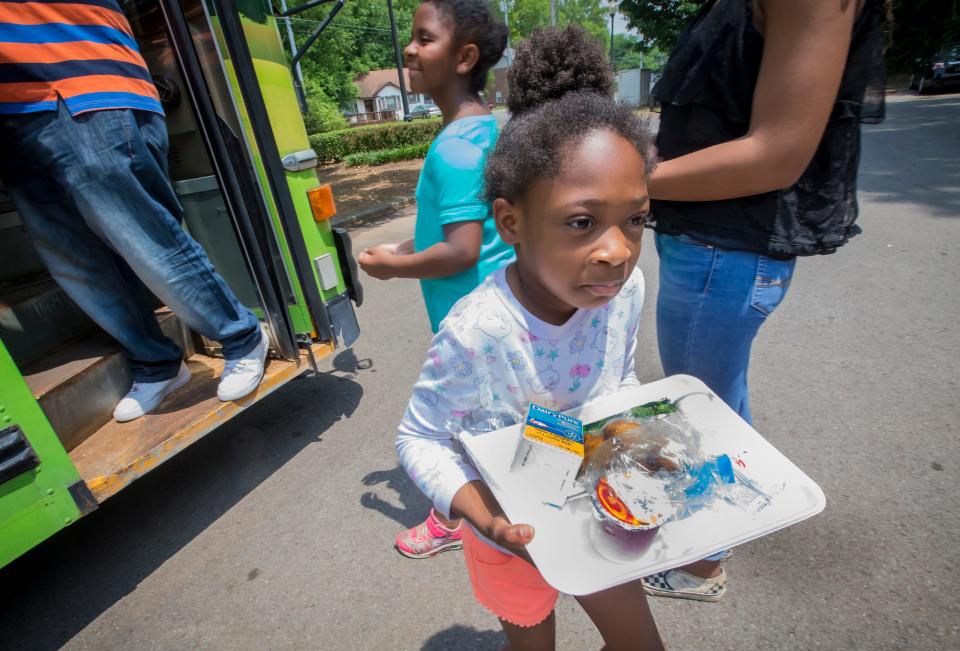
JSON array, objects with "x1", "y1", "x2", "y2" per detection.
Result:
[
  {"x1": 579, "y1": 401, "x2": 737, "y2": 534},
  {"x1": 448, "y1": 406, "x2": 523, "y2": 438},
  {"x1": 448, "y1": 406, "x2": 524, "y2": 491}
]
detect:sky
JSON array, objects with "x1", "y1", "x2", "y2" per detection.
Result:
[{"x1": 615, "y1": 11, "x2": 637, "y2": 36}]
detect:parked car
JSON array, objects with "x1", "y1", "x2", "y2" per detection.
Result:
[
  {"x1": 404, "y1": 103, "x2": 442, "y2": 121},
  {"x1": 911, "y1": 42, "x2": 960, "y2": 94}
]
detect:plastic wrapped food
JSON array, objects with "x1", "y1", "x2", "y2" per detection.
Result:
[
  {"x1": 449, "y1": 401, "x2": 768, "y2": 536},
  {"x1": 580, "y1": 403, "x2": 736, "y2": 534}
]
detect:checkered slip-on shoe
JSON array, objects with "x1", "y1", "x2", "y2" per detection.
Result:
[{"x1": 643, "y1": 568, "x2": 727, "y2": 602}]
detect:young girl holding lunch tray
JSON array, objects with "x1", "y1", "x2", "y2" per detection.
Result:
[{"x1": 395, "y1": 26, "x2": 664, "y2": 650}]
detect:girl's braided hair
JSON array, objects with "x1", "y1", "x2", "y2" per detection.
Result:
[
  {"x1": 424, "y1": 0, "x2": 508, "y2": 95},
  {"x1": 485, "y1": 25, "x2": 654, "y2": 203}
]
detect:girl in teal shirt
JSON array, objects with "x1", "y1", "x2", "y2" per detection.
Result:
[{"x1": 358, "y1": 0, "x2": 513, "y2": 555}]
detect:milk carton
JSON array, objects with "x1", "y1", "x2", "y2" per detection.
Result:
[{"x1": 511, "y1": 404, "x2": 584, "y2": 507}]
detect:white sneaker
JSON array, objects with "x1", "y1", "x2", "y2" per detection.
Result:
[
  {"x1": 217, "y1": 330, "x2": 269, "y2": 402},
  {"x1": 113, "y1": 362, "x2": 192, "y2": 423}
]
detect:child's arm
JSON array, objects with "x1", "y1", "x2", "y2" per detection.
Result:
[
  {"x1": 395, "y1": 328, "x2": 489, "y2": 521},
  {"x1": 396, "y1": 324, "x2": 536, "y2": 560},
  {"x1": 394, "y1": 239, "x2": 414, "y2": 255},
  {"x1": 360, "y1": 136, "x2": 491, "y2": 281},
  {"x1": 450, "y1": 479, "x2": 535, "y2": 563},
  {"x1": 358, "y1": 221, "x2": 482, "y2": 280},
  {"x1": 396, "y1": 429, "x2": 536, "y2": 562}
]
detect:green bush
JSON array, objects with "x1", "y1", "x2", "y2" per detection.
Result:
[
  {"x1": 311, "y1": 118, "x2": 442, "y2": 164},
  {"x1": 302, "y1": 80, "x2": 347, "y2": 134},
  {"x1": 304, "y1": 96, "x2": 347, "y2": 134},
  {"x1": 344, "y1": 142, "x2": 431, "y2": 167}
]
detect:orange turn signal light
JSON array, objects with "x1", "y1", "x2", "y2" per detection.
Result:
[{"x1": 307, "y1": 184, "x2": 337, "y2": 222}]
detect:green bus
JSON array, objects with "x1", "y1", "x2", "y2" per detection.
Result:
[{"x1": 0, "y1": 0, "x2": 363, "y2": 568}]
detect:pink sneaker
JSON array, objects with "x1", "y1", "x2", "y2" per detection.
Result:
[{"x1": 395, "y1": 509, "x2": 463, "y2": 559}]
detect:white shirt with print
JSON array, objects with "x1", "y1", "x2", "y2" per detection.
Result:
[{"x1": 396, "y1": 265, "x2": 645, "y2": 521}]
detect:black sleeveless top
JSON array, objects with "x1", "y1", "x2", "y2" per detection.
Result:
[{"x1": 650, "y1": 0, "x2": 886, "y2": 258}]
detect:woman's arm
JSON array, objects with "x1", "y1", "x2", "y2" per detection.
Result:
[
  {"x1": 648, "y1": 0, "x2": 859, "y2": 202},
  {"x1": 358, "y1": 220, "x2": 482, "y2": 280}
]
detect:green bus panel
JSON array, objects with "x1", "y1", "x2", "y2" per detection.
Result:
[
  {"x1": 237, "y1": 5, "x2": 346, "y2": 299},
  {"x1": 0, "y1": 340, "x2": 84, "y2": 568},
  {"x1": 210, "y1": 1, "x2": 348, "y2": 337}
]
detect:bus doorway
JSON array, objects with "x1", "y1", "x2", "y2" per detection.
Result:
[{"x1": 0, "y1": 0, "x2": 361, "y2": 568}]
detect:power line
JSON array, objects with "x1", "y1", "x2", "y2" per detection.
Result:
[{"x1": 287, "y1": 16, "x2": 395, "y2": 34}]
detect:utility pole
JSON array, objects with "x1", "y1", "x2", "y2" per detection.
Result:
[
  {"x1": 386, "y1": 0, "x2": 410, "y2": 119},
  {"x1": 500, "y1": 0, "x2": 512, "y2": 65},
  {"x1": 608, "y1": 2, "x2": 616, "y2": 70},
  {"x1": 280, "y1": 0, "x2": 307, "y2": 113},
  {"x1": 637, "y1": 29, "x2": 643, "y2": 69}
]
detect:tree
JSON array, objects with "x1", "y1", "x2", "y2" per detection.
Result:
[
  {"x1": 613, "y1": 33, "x2": 643, "y2": 70},
  {"x1": 279, "y1": 0, "x2": 419, "y2": 113},
  {"x1": 498, "y1": 0, "x2": 611, "y2": 51},
  {"x1": 617, "y1": 0, "x2": 699, "y2": 53},
  {"x1": 558, "y1": 0, "x2": 612, "y2": 47},
  {"x1": 302, "y1": 79, "x2": 348, "y2": 133},
  {"x1": 618, "y1": 0, "x2": 959, "y2": 75},
  {"x1": 887, "y1": 0, "x2": 960, "y2": 71}
]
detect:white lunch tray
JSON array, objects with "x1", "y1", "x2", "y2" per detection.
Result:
[{"x1": 458, "y1": 374, "x2": 826, "y2": 595}]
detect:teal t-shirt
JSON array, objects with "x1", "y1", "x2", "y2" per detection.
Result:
[{"x1": 414, "y1": 114, "x2": 515, "y2": 332}]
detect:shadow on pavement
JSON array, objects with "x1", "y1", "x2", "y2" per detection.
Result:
[
  {"x1": 860, "y1": 95, "x2": 960, "y2": 218},
  {"x1": 421, "y1": 624, "x2": 506, "y2": 651},
  {"x1": 0, "y1": 372, "x2": 363, "y2": 650},
  {"x1": 328, "y1": 347, "x2": 374, "y2": 376},
  {"x1": 360, "y1": 465, "x2": 432, "y2": 529}
]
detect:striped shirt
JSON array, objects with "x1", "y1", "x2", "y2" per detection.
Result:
[{"x1": 0, "y1": 0, "x2": 162, "y2": 115}]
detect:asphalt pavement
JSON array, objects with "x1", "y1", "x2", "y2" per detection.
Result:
[{"x1": 1, "y1": 93, "x2": 958, "y2": 650}]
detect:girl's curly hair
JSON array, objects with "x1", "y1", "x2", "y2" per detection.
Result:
[
  {"x1": 485, "y1": 25, "x2": 654, "y2": 203},
  {"x1": 424, "y1": 0, "x2": 507, "y2": 95},
  {"x1": 506, "y1": 23, "x2": 613, "y2": 116}
]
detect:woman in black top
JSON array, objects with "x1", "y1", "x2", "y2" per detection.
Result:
[{"x1": 643, "y1": 0, "x2": 886, "y2": 600}]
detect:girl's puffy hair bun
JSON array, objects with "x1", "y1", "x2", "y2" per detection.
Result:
[{"x1": 507, "y1": 24, "x2": 614, "y2": 116}]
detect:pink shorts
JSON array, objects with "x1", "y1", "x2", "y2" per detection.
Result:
[{"x1": 461, "y1": 524, "x2": 559, "y2": 627}]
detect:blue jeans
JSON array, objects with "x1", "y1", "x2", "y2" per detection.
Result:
[
  {"x1": 655, "y1": 232, "x2": 796, "y2": 424},
  {"x1": 656, "y1": 232, "x2": 795, "y2": 564},
  {"x1": 0, "y1": 102, "x2": 261, "y2": 382}
]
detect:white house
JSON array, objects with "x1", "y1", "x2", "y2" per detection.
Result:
[{"x1": 349, "y1": 69, "x2": 435, "y2": 124}]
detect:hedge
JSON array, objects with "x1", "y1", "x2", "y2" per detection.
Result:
[
  {"x1": 344, "y1": 142, "x2": 431, "y2": 167},
  {"x1": 310, "y1": 118, "x2": 442, "y2": 164}
]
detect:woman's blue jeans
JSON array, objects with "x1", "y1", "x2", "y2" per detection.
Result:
[
  {"x1": 655, "y1": 232, "x2": 796, "y2": 424},
  {"x1": 0, "y1": 102, "x2": 261, "y2": 382},
  {"x1": 655, "y1": 232, "x2": 796, "y2": 563}
]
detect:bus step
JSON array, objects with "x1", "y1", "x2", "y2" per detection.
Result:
[
  {"x1": 70, "y1": 341, "x2": 332, "y2": 503},
  {"x1": 22, "y1": 308, "x2": 196, "y2": 452},
  {"x1": 0, "y1": 276, "x2": 96, "y2": 370}
]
